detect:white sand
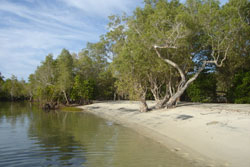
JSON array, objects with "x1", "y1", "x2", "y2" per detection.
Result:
[{"x1": 80, "y1": 101, "x2": 250, "y2": 167}]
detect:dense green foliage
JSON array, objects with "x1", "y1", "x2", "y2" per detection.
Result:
[
  {"x1": 25, "y1": 45, "x2": 115, "y2": 105},
  {"x1": 228, "y1": 71, "x2": 250, "y2": 103},
  {"x1": 107, "y1": 0, "x2": 250, "y2": 111},
  {"x1": 0, "y1": 74, "x2": 28, "y2": 101},
  {"x1": 0, "y1": 44, "x2": 115, "y2": 105},
  {"x1": 0, "y1": 0, "x2": 249, "y2": 109},
  {"x1": 186, "y1": 72, "x2": 217, "y2": 103}
]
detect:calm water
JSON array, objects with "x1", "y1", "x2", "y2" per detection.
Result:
[{"x1": 0, "y1": 102, "x2": 196, "y2": 167}]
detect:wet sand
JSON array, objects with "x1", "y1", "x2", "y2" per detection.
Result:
[{"x1": 79, "y1": 101, "x2": 250, "y2": 167}]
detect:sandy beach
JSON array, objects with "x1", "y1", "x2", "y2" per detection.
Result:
[{"x1": 80, "y1": 101, "x2": 250, "y2": 167}]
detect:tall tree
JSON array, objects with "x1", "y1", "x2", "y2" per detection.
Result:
[
  {"x1": 57, "y1": 49, "x2": 74, "y2": 105},
  {"x1": 216, "y1": 0, "x2": 250, "y2": 93},
  {"x1": 151, "y1": 0, "x2": 245, "y2": 108},
  {"x1": 33, "y1": 54, "x2": 58, "y2": 104},
  {"x1": 109, "y1": 0, "x2": 248, "y2": 110},
  {"x1": 109, "y1": 0, "x2": 188, "y2": 111}
]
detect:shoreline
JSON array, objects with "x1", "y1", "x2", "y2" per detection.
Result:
[{"x1": 80, "y1": 101, "x2": 250, "y2": 167}]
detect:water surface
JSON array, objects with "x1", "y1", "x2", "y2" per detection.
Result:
[{"x1": 0, "y1": 102, "x2": 196, "y2": 167}]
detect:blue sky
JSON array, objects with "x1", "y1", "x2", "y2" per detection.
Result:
[{"x1": 0, "y1": 0, "x2": 228, "y2": 80}]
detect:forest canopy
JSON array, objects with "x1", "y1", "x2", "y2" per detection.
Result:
[{"x1": 0, "y1": 0, "x2": 249, "y2": 111}]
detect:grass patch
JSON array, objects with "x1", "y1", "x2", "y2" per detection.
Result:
[{"x1": 60, "y1": 106, "x2": 82, "y2": 112}]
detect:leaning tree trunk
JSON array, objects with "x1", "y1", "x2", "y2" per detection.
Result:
[
  {"x1": 154, "y1": 46, "x2": 209, "y2": 109},
  {"x1": 153, "y1": 20, "x2": 231, "y2": 109},
  {"x1": 63, "y1": 90, "x2": 69, "y2": 105},
  {"x1": 166, "y1": 88, "x2": 186, "y2": 108},
  {"x1": 165, "y1": 62, "x2": 207, "y2": 108}
]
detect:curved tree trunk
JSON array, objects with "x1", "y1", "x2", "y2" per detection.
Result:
[
  {"x1": 154, "y1": 46, "x2": 209, "y2": 109},
  {"x1": 166, "y1": 88, "x2": 185, "y2": 108},
  {"x1": 152, "y1": 17, "x2": 232, "y2": 109},
  {"x1": 166, "y1": 62, "x2": 207, "y2": 108}
]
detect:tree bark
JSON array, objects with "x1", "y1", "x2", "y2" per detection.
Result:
[
  {"x1": 166, "y1": 62, "x2": 207, "y2": 108},
  {"x1": 155, "y1": 94, "x2": 168, "y2": 109},
  {"x1": 140, "y1": 98, "x2": 148, "y2": 112},
  {"x1": 29, "y1": 96, "x2": 33, "y2": 102},
  {"x1": 63, "y1": 90, "x2": 69, "y2": 105},
  {"x1": 166, "y1": 88, "x2": 185, "y2": 108},
  {"x1": 148, "y1": 73, "x2": 170, "y2": 109},
  {"x1": 113, "y1": 92, "x2": 116, "y2": 101},
  {"x1": 139, "y1": 89, "x2": 148, "y2": 112}
]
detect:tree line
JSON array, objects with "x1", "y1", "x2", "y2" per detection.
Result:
[
  {"x1": 0, "y1": 0, "x2": 249, "y2": 111},
  {"x1": 0, "y1": 44, "x2": 116, "y2": 108}
]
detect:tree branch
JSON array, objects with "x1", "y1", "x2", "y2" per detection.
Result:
[{"x1": 154, "y1": 46, "x2": 186, "y2": 86}]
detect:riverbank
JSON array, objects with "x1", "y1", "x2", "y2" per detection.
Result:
[{"x1": 80, "y1": 101, "x2": 250, "y2": 167}]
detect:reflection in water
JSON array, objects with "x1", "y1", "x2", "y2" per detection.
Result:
[{"x1": 0, "y1": 102, "x2": 197, "y2": 167}]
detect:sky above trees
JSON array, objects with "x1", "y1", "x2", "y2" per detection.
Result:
[{"x1": 0, "y1": 0, "x2": 228, "y2": 80}]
